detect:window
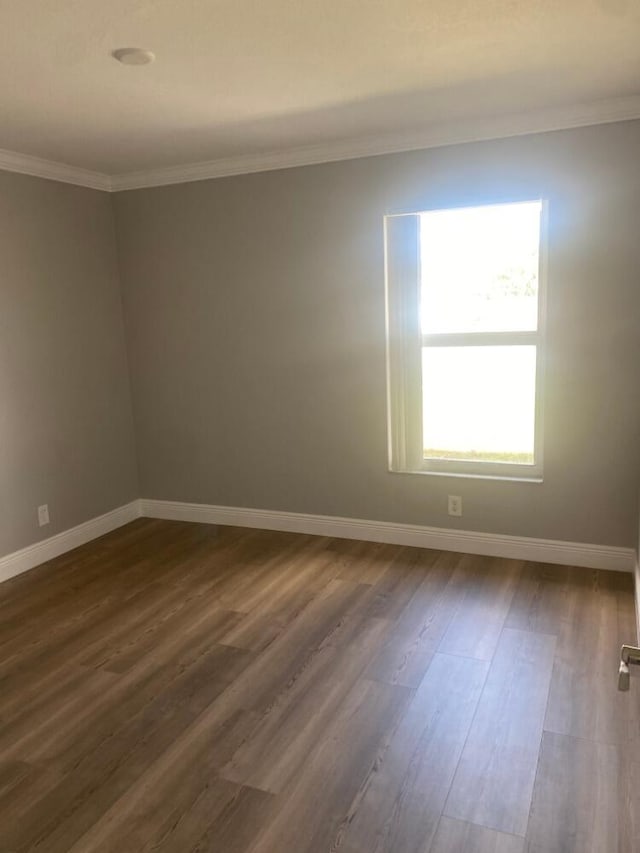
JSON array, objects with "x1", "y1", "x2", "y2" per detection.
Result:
[{"x1": 385, "y1": 200, "x2": 546, "y2": 480}]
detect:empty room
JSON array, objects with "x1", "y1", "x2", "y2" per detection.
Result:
[{"x1": 1, "y1": 2, "x2": 640, "y2": 851}]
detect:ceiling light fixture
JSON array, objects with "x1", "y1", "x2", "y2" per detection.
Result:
[{"x1": 112, "y1": 48, "x2": 156, "y2": 66}]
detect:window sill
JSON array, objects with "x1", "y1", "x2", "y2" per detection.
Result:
[{"x1": 390, "y1": 468, "x2": 544, "y2": 484}]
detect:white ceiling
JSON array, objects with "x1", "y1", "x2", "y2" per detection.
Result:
[{"x1": 0, "y1": 0, "x2": 639, "y2": 185}]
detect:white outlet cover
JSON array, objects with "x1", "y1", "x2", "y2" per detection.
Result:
[
  {"x1": 38, "y1": 504, "x2": 50, "y2": 526},
  {"x1": 448, "y1": 495, "x2": 463, "y2": 517}
]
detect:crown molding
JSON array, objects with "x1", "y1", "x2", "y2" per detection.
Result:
[
  {"x1": 0, "y1": 95, "x2": 639, "y2": 193},
  {"x1": 0, "y1": 147, "x2": 112, "y2": 191},
  {"x1": 109, "y1": 94, "x2": 640, "y2": 192}
]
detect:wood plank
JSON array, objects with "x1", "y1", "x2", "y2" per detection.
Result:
[
  {"x1": 0, "y1": 577, "x2": 214, "y2": 710},
  {"x1": 0, "y1": 521, "x2": 636, "y2": 853},
  {"x1": 366, "y1": 550, "x2": 463, "y2": 687},
  {"x1": 1, "y1": 607, "x2": 243, "y2": 768},
  {"x1": 430, "y1": 817, "x2": 526, "y2": 853},
  {"x1": 329, "y1": 538, "x2": 402, "y2": 585},
  {"x1": 2, "y1": 704, "x2": 203, "y2": 852},
  {"x1": 527, "y1": 731, "x2": 625, "y2": 853},
  {"x1": 246, "y1": 678, "x2": 412, "y2": 853},
  {"x1": 619, "y1": 752, "x2": 640, "y2": 853},
  {"x1": 62, "y1": 703, "x2": 263, "y2": 853},
  {"x1": 217, "y1": 535, "x2": 330, "y2": 610},
  {"x1": 178, "y1": 786, "x2": 274, "y2": 853},
  {"x1": 507, "y1": 562, "x2": 634, "y2": 638},
  {"x1": 544, "y1": 658, "x2": 640, "y2": 748},
  {"x1": 0, "y1": 760, "x2": 62, "y2": 842},
  {"x1": 505, "y1": 561, "x2": 577, "y2": 635},
  {"x1": 555, "y1": 579, "x2": 624, "y2": 670},
  {"x1": 219, "y1": 538, "x2": 339, "y2": 652},
  {"x1": 543, "y1": 566, "x2": 638, "y2": 747},
  {"x1": 212, "y1": 578, "x2": 370, "y2": 713},
  {"x1": 220, "y1": 615, "x2": 391, "y2": 793},
  {"x1": 363, "y1": 546, "x2": 434, "y2": 621},
  {"x1": 337, "y1": 653, "x2": 488, "y2": 853},
  {"x1": 438, "y1": 556, "x2": 522, "y2": 661},
  {"x1": 52, "y1": 583, "x2": 381, "y2": 850},
  {"x1": 83, "y1": 591, "x2": 241, "y2": 674},
  {"x1": 0, "y1": 645, "x2": 254, "y2": 852},
  {"x1": 0, "y1": 665, "x2": 120, "y2": 764},
  {"x1": 444, "y1": 627, "x2": 556, "y2": 836},
  {"x1": 68, "y1": 775, "x2": 244, "y2": 853},
  {"x1": 210, "y1": 533, "x2": 327, "y2": 612}
]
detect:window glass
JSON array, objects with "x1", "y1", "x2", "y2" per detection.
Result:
[
  {"x1": 420, "y1": 202, "x2": 541, "y2": 335},
  {"x1": 421, "y1": 345, "x2": 537, "y2": 464}
]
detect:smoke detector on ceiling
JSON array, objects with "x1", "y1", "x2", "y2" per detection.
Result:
[{"x1": 112, "y1": 48, "x2": 156, "y2": 66}]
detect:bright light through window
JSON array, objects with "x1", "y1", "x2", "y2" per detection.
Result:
[
  {"x1": 420, "y1": 203, "x2": 541, "y2": 335},
  {"x1": 422, "y1": 345, "x2": 537, "y2": 463},
  {"x1": 385, "y1": 199, "x2": 545, "y2": 479},
  {"x1": 420, "y1": 201, "x2": 542, "y2": 466}
]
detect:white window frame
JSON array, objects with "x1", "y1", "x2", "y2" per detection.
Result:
[{"x1": 385, "y1": 200, "x2": 548, "y2": 482}]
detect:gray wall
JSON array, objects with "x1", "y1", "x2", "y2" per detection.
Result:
[
  {"x1": 112, "y1": 119, "x2": 640, "y2": 548},
  {"x1": 0, "y1": 171, "x2": 138, "y2": 557}
]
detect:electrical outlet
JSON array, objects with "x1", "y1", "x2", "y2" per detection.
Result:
[
  {"x1": 448, "y1": 495, "x2": 462, "y2": 517},
  {"x1": 38, "y1": 504, "x2": 50, "y2": 527}
]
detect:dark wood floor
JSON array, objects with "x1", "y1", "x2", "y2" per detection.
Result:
[{"x1": 1, "y1": 519, "x2": 638, "y2": 852}]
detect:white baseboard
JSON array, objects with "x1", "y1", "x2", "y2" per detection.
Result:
[
  {"x1": 140, "y1": 499, "x2": 636, "y2": 573},
  {"x1": 1, "y1": 497, "x2": 634, "y2": 587},
  {"x1": 0, "y1": 500, "x2": 142, "y2": 584}
]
